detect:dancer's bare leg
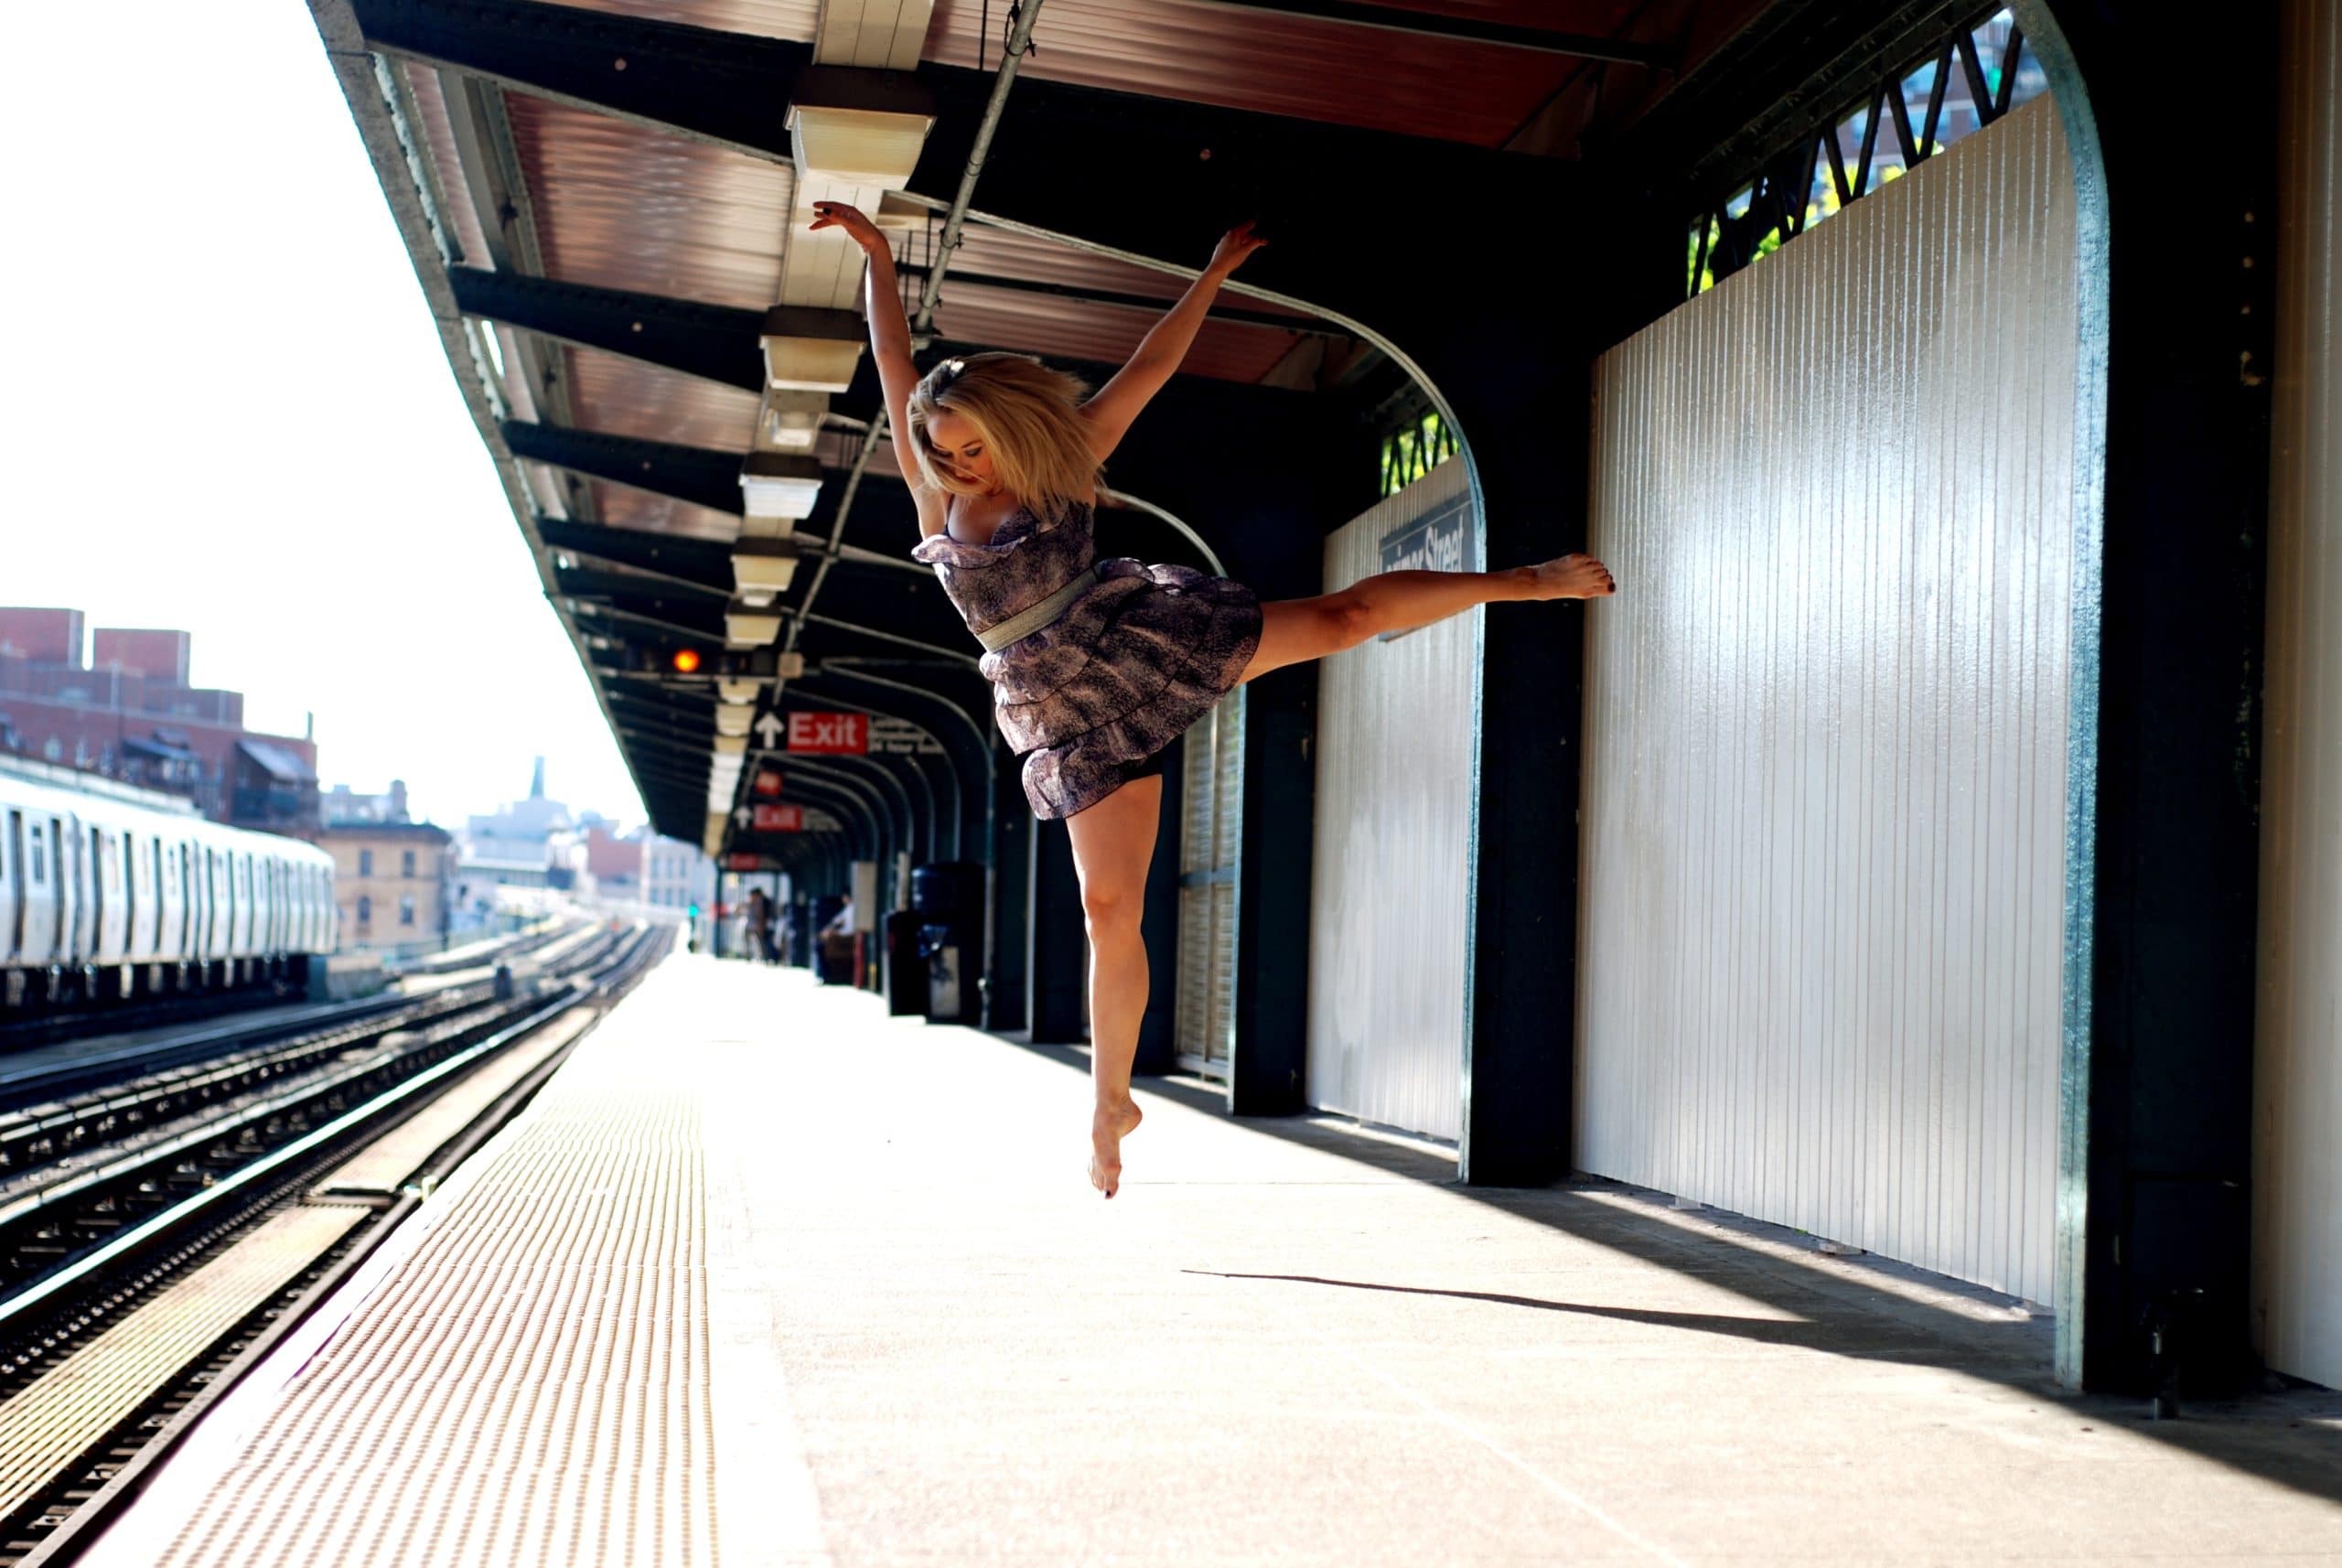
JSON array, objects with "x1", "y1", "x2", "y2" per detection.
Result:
[
  {"x1": 1241, "y1": 553, "x2": 1615, "y2": 683},
  {"x1": 1064, "y1": 776, "x2": 1162, "y2": 1197}
]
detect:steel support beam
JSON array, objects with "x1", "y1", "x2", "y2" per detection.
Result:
[
  {"x1": 450, "y1": 266, "x2": 767, "y2": 391},
  {"x1": 503, "y1": 422, "x2": 742, "y2": 516},
  {"x1": 350, "y1": 0, "x2": 815, "y2": 161}
]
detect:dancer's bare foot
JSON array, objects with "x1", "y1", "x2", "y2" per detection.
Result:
[
  {"x1": 1088, "y1": 1099, "x2": 1143, "y2": 1199},
  {"x1": 1529, "y1": 553, "x2": 1617, "y2": 599}
]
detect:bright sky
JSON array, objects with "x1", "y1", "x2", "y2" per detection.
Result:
[{"x1": 5, "y1": 5, "x2": 644, "y2": 831}]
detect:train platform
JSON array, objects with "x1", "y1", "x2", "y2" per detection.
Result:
[{"x1": 65, "y1": 955, "x2": 2342, "y2": 1567}]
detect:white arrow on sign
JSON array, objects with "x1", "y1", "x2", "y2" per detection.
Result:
[
  {"x1": 732, "y1": 805, "x2": 753, "y2": 828},
  {"x1": 753, "y1": 712, "x2": 786, "y2": 748}
]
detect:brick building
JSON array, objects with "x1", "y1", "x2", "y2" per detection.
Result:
[
  {"x1": 0, "y1": 607, "x2": 318, "y2": 828},
  {"x1": 309, "y1": 821, "x2": 457, "y2": 954}
]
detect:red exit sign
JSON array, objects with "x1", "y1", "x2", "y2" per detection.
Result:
[
  {"x1": 751, "y1": 768, "x2": 784, "y2": 798},
  {"x1": 786, "y1": 712, "x2": 867, "y2": 754},
  {"x1": 751, "y1": 804, "x2": 804, "y2": 832}
]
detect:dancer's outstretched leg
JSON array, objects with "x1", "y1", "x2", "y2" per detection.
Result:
[
  {"x1": 1064, "y1": 776, "x2": 1162, "y2": 1198},
  {"x1": 1241, "y1": 553, "x2": 1615, "y2": 683}
]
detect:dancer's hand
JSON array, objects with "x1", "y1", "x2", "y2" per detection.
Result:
[
  {"x1": 809, "y1": 199, "x2": 887, "y2": 254},
  {"x1": 1207, "y1": 220, "x2": 1267, "y2": 278}
]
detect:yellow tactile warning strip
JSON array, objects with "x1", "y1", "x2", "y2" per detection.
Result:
[
  {"x1": 313, "y1": 1005, "x2": 594, "y2": 1197},
  {"x1": 0, "y1": 1204, "x2": 367, "y2": 1523},
  {"x1": 113, "y1": 967, "x2": 718, "y2": 1568}
]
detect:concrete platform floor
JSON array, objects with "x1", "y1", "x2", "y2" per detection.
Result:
[{"x1": 86, "y1": 956, "x2": 2342, "y2": 1566}]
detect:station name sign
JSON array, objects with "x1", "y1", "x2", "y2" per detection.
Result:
[{"x1": 1376, "y1": 494, "x2": 1475, "y2": 642}]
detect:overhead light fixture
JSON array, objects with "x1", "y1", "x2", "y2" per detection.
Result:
[
  {"x1": 776, "y1": 651, "x2": 807, "y2": 681},
  {"x1": 733, "y1": 541, "x2": 800, "y2": 600},
  {"x1": 786, "y1": 69, "x2": 936, "y2": 188},
  {"x1": 789, "y1": 106, "x2": 933, "y2": 188},
  {"x1": 758, "y1": 391, "x2": 829, "y2": 452},
  {"x1": 717, "y1": 678, "x2": 764, "y2": 705},
  {"x1": 739, "y1": 452, "x2": 823, "y2": 520},
  {"x1": 759, "y1": 306, "x2": 865, "y2": 393},
  {"x1": 725, "y1": 605, "x2": 785, "y2": 647},
  {"x1": 714, "y1": 706, "x2": 752, "y2": 737}
]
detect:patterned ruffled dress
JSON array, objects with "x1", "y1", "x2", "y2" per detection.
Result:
[{"x1": 911, "y1": 499, "x2": 1262, "y2": 820}]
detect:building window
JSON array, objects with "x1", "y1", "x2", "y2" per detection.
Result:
[
  {"x1": 357, "y1": 894, "x2": 372, "y2": 924},
  {"x1": 359, "y1": 848, "x2": 373, "y2": 877},
  {"x1": 400, "y1": 895, "x2": 416, "y2": 927},
  {"x1": 402, "y1": 848, "x2": 416, "y2": 879}
]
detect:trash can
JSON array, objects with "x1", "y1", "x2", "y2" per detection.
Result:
[
  {"x1": 910, "y1": 862, "x2": 985, "y2": 1026},
  {"x1": 884, "y1": 910, "x2": 929, "y2": 1015}
]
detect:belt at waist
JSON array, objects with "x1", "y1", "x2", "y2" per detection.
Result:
[{"x1": 974, "y1": 563, "x2": 1106, "y2": 653}]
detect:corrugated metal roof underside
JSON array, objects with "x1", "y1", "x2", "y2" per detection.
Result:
[
  {"x1": 564, "y1": 346, "x2": 763, "y2": 451},
  {"x1": 508, "y1": 95, "x2": 795, "y2": 312}
]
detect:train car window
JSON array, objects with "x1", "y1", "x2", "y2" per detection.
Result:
[{"x1": 30, "y1": 821, "x2": 46, "y2": 885}]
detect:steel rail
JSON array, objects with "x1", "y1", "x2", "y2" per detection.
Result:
[{"x1": 0, "y1": 925, "x2": 672, "y2": 1567}]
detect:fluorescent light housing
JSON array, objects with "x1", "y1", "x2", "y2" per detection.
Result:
[
  {"x1": 714, "y1": 735, "x2": 748, "y2": 758},
  {"x1": 717, "y1": 679, "x2": 764, "y2": 706},
  {"x1": 714, "y1": 706, "x2": 752, "y2": 737},
  {"x1": 789, "y1": 104, "x2": 933, "y2": 188},
  {"x1": 776, "y1": 651, "x2": 807, "y2": 681},
  {"x1": 758, "y1": 390, "x2": 829, "y2": 452},
  {"x1": 758, "y1": 306, "x2": 865, "y2": 393},
  {"x1": 739, "y1": 452, "x2": 823, "y2": 519},
  {"x1": 732, "y1": 541, "x2": 800, "y2": 598},
  {"x1": 725, "y1": 605, "x2": 785, "y2": 647}
]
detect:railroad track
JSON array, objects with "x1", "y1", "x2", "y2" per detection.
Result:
[{"x1": 0, "y1": 921, "x2": 673, "y2": 1566}]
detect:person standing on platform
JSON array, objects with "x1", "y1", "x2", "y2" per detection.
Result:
[
  {"x1": 745, "y1": 886, "x2": 773, "y2": 965},
  {"x1": 810, "y1": 199, "x2": 1617, "y2": 1200}
]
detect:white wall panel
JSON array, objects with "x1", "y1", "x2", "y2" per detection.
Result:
[
  {"x1": 2252, "y1": 0, "x2": 2342, "y2": 1391},
  {"x1": 1576, "y1": 98, "x2": 2077, "y2": 1304},
  {"x1": 1306, "y1": 459, "x2": 1476, "y2": 1142}
]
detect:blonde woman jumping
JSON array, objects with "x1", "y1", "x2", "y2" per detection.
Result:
[{"x1": 810, "y1": 202, "x2": 1617, "y2": 1198}]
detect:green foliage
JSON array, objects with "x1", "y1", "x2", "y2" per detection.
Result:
[{"x1": 1380, "y1": 411, "x2": 1456, "y2": 499}]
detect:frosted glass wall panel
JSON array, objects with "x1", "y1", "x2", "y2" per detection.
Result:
[
  {"x1": 2252, "y1": 0, "x2": 2342, "y2": 1391},
  {"x1": 1576, "y1": 97, "x2": 2077, "y2": 1304},
  {"x1": 1306, "y1": 460, "x2": 1477, "y2": 1142}
]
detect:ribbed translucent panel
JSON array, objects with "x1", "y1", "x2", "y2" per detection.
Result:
[
  {"x1": 2252, "y1": 0, "x2": 2342, "y2": 1391},
  {"x1": 1576, "y1": 97, "x2": 2077, "y2": 1304},
  {"x1": 1306, "y1": 459, "x2": 1477, "y2": 1142}
]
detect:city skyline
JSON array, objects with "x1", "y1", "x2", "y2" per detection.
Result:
[{"x1": 6, "y1": 4, "x2": 646, "y2": 833}]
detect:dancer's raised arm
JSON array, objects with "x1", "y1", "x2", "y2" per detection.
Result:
[
  {"x1": 1077, "y1": 221, "x2": 1268, "y2": 462},
  {"x1": 808, "y1": 200, "x2": 946, "y2": 535}
]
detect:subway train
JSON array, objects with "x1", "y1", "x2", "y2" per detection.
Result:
[{"x1": 1, "y1": 770, "x2": 337, "y2": 1017}]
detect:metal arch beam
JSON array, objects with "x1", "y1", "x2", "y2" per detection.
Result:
[
  {"x1": 791, "y1": 754, "x2": 930, "y2": 867},
  {"x1": 758, "y1": 773, "x2": 872, "y2": 855},
  {"x1": 795, "y1": 613, "x2": 983, "y2": 667},
  {"x1": 775, "y1": 775, "x2": 882, "y2": 863},
  {"x1": 767, "y1": 686, "x2": 969, "y2": 863},
  {"x1": 786, "y1": 757, "x2": 914, "y2": 866}
]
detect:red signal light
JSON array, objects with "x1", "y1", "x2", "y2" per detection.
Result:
[{"x1": 671, "y1": 649, "x2": 703, "y2": 674}]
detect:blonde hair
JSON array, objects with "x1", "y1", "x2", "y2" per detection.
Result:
[{"x1": 905, "y1": 353, "x2": 1099, "y2": 525}]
